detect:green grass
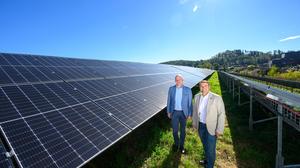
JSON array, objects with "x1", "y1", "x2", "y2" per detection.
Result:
[
  {"x1": 218, "y1": 71, "x2": 300, "y2": 168},
  {"x1": 84, "y1": 72, "x2": 300, "y2": 168}
]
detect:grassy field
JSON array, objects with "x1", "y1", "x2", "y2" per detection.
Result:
[{"x1": 84, "y1": 72, "x2": 300, "y2": 168}]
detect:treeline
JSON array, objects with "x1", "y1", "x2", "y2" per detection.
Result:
[
  {"x1": 162, "y1": 49, "x2": 283, "y2": 69},
  {"x1": 162, "y1": 49, "x2": 300, "y2": 81},
  {"x1": 161, "y1": 60, "x2": 202, "y2": 67}
]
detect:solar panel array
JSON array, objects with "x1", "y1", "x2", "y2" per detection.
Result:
[{"x1": 0, "y1": 53, "x2": 214, "y2": 168}]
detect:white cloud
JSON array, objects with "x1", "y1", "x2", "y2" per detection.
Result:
[
  {"x1": 179, "y1": 0, "x2": 189, "y2": 5},
  {"x1": 193, "y1": 5, "x2": 198, "y2": 12},
  {"x1": 279, "y1": 35, "x2": 300, "y2": 42}
]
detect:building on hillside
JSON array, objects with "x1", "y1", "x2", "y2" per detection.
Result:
[{"x1": 269, "y1": 51, "x2": 300, "y2": 68}]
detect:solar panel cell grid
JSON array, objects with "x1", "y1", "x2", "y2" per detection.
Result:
[
  {"x1": 44, "y1": 110, "x2": 97, "y2": 162},
  {"x1": 0, "y1": 53, "x2": 214, "y2": 168},
  {"x1": 68, "y1": 81, "x2": 98, "y2": 100},
  {"x1": 45, "y1": 83, "x2": 79, "y2": 106},
  {"x1": 95, "y1": 99, "x2": 139, "y2": 129},
  {"x1": 15, "y1": 66, "x2": 40, "y2": 82},
  {"x1": 1, "y1": 66, "x2": 28, "y2": 84},
  {"x1": 19, "y1": 85, "x2": 55, "y2": 113},
  {"x1": 0, "y1": 88, "x2": 21, "y2": 123},
  {"x1": 0, "y1": 67, "x2": 14, "y2": 85},
  {"x1": 1, "y1": 54, "x2": 22, "y2": 66},
  {"x1": 21, "y1": 55, "x2": 44, "y2": 66},
  {"x1": 36, "y1": 67, "x2": 61, "y2": 81},
  {"x1": 99, "y1": 93, "x2": 161, "y2": 129},
  {"x1": 33, "y1": 84, "x2": 69, "y2": 109},
  {"x1": 2, "y1": 86, "x2": 40, "y2": 117},
  {"x1": 56, "y1": 83, "x2": 90, "y2": 103},
  {"x1": 1, "y1": 119, "x2": 57, "y2": 168},
  {"x1": 0, "y1": 54, "x2": 10, "y2": 65},
  {"x1": 26, "y1": 67, "x2": 51, "y2": 82},
  {"x1": 25, "y1": 115, "x2": 82, "y2": 168}
]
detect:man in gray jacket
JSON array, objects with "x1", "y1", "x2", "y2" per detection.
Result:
[{"x1": 192, "y1": 80, "x2": 226, "y2": 168}]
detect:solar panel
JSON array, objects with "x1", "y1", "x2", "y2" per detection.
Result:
[
  {"x1": 129, "y1": 84, "x2": 169, "y2": 109},
  {"x1": 0, "y1": 141, "x2": 14, "y2": 168},
  {"x1": 0, "y1": 53, "x2": 214, "y2": 168}
]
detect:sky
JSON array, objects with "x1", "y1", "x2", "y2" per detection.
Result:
[{"x1": 0, "y1": 0, "x2": 299, "y2": 63}]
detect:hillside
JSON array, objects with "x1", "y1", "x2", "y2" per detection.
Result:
[{"x1": 161, "y1": 50, "x2": 300, "y2": 70}]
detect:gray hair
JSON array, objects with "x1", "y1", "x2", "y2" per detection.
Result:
[{"x1": 175, "y1": 74, "x2": 184, "y2": 81}]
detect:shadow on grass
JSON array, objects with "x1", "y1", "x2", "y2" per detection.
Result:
[
  {"x1": 160, "y1": 148, "x2": 182, "y2": 168},
  {"x1": 218, "y1": 72, "x2": 300, "y2": 168},
  {"x1": 83, "y1": 110, "x2": 171, "y2": 168}
]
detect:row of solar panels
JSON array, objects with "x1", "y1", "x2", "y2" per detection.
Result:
[
  {"x1": 222, "y1": 72, "x2": 300, "y2": 107},
  {"x1": 0, "y1": 53, "x2": 214, "y2": 168}
]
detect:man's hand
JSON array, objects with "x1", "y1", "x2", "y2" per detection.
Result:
[
  {"x1": 168, "y1": 113, "x2": 171, "y2": 119},
  {"x1": 187, "y1": 116, "x2": 192, "y2": 120},
  {"x1": 215, "y1": 131, "x2": 222, "y2": 138}
]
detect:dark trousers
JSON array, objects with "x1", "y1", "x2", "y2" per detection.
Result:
[
  {"x1": 198, "y1": 122, "x2": 217, "y2": 168},
  {"x1": 171, "y1": 110, "x2": 186, "y2": 148}
]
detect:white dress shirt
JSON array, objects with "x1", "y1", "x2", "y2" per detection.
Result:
[{"x1": 198, "y1": 93, "x2": 209, "y2": 123}]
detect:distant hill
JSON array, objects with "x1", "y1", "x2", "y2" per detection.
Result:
[
  {"x1": 161, "y1": 60, "x2": 202, "y2": 67},
  {"x1": 162, "y1": 50, "x2": 300, "y2": 70}
]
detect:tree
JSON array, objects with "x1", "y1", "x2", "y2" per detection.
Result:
[
  {"x1": 213, "y1": 63, "x2": 219, "y2": 70},
  {"x1": 267, "y1": 65, "x2": 278, "y2": 77},
  {"x1": 199, "y1": 61, "x2": 212, "y2": 69}
]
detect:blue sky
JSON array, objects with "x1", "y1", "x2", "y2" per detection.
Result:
[{"x1": 0, "y1": 0, "x2": 299, "y2": 63}]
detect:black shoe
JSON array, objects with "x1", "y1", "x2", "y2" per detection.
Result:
[
  {"x1": 179, "y1": 147, "x2": 186, "y2": 154},
  {"x1": 172, "y1": 144, "x2": 178, "y2": 151},
  {"x1": 199, "y1": 160, "x2": 207, "y2": 165}
]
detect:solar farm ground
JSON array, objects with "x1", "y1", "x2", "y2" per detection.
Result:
[{"x1": 85, "y1": 72, "x2": 300, "y2": 168}]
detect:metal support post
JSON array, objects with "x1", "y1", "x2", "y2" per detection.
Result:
[
  {"x1": 249, "y1": 87, "x2": 253, "y2": 131},
  {"x1": 275, "y1": 103, "x2": 284, "y2": 168}
]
